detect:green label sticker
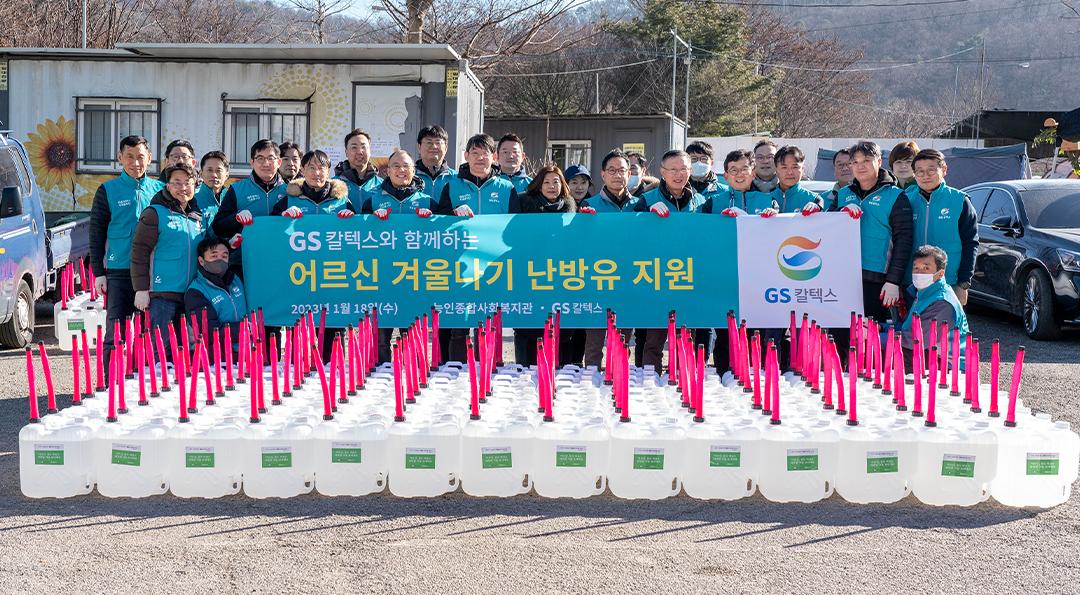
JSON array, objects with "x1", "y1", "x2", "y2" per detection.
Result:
[
  {"x1": 633, "y1": 447, "x2": 665, "y2": 470},
  {"x1": 1026, "y1": 453, "x2": 1060, "y2": 476},
  {"x1": 866, "y1": 450, "x2": 899, "y2": 474},
  {"x1": 111, "y1": 443, "x2": 142, "y2": 466},
  {"x1": 941, "y1": 453, "x2": 975, "y2": 477},
  {"x1": 332, "y1": 442, "x2": 362, "y2": 464},
  {"x1": 405, "y1": 447, "x2": 436, "y2": 469},
  {"x1": 556, "y1": 445, "x2": 587, "y2": 467},
  {"x1": 261, "y1": 446, "x2": 292, "y2": 468},
  {"x1": 67, "y1": 319, "x2": 85, "y2": 331},
  {"x1": 710, "y1": 445, "x2": 741, "y2": 468},
  {"x1": 787, "y1": 448, "x2": 819, "y2": 471},
  {"x1": 34, "y1": 444, "x2": 64, "y2": 466},
  {"x1": 482, "y1": 446, "x2": 513, "y2": 469},
  {"x1": 185, "y1": 446, "x2": 214, "y2": 468}
]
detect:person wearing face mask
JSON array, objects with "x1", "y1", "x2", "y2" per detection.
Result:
[
  {"x1": 195, "y1": 151, "x2": 229, "y2": 223},
  {"x1": 626, "y1": 151, "x2": 660, "y2": 198},
  {"x1": 563, "y1": 164, "x2": 593, "y2": 206},
  {"x1": 904, "y1": 148, "x2": 978, "y2": 306},
  {"x1": 497, "y1": 133, "x2": 532, "y2": 192},
  {"x1": 130, "y1": 163, "x2": 205, "y2": 364},
  {"x1": 751, "y1": 140, "x2": 779, "y2": 193},
  {"x1": 771, "y1": 145, "x2": 826, "y2": 215},
  {"x1": 900, "y1": 245, "x2": 968, "y2": 369},
  {"x1": 415, "y1": 125, "x2": 457, "y2": 201},
  {"x1": 334, "y1": 128, "x2": 382, "y2": 210},
  {"x1": 278, "y1": 141, "x2": 303, "y2": 183},
  {"x1": 185, "y1": 236, "x2": 248, "y2": 356},
  {"x1": 686, "y1": 141, "x2": 730, "y2": 202},
  {"x1": 820, "y1": 148, "x2": 854, "y2": 212},
  {"x1": 889, "y1": 142, "x2": 919, "y2": 190},
  {"x1": 273, "y1": 150, "x2": 355, "y2": 218}
]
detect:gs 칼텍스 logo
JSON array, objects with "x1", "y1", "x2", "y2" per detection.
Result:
[{"x1": 776, "y1": 236, "x2": 823, "y2": 281}]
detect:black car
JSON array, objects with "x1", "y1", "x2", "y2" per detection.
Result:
[{"x1": 962, "y1": 179, "x2": 1080, "y2": 340}]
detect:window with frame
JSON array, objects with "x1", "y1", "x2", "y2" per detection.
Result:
[
  {"x1": 546, "y1": 141, "x2": 592, "y2": 172},
  {"x1": 224, "y1": 101, "x2": 309, "y2": 170},
  {"x1": 76, "y1": 98, "x2": 161, "y2": 173}
]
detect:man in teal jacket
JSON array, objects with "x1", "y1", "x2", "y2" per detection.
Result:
[
  {"x1": 701, "y1": 150, "x2": 778, "y2": 216},
  {"x1": 88, "y1": 135, "x2": 165, "y2": 380},
  {"x1": 415, "y1": 125, "x2": 457, "y2": 201},
  {"x1": 906, "y1": 148, "x2": 979, "y2": 305},
  {"x1": 195, "y1": 151, "x2": 229, "y2": 223},
  {"x1": 211, "y1": 139, "x2": 287, "y2": 279},
  {"x1": 634, "y1": 150, "x2": 708, "y2": 215},
  {"x1": 185, "y1": 235, "x2": 247, "y2": 356},
  {"x1": 497, "y1": 132, "x2": 532, "y2": 192},
  {"x1": 901, "y1": 245, "x2": 968, "y2": 369},
  {"x1": 771, "y1": 145, "x2": 826, "y2": 214},
  {"x1": 334, "y1": 128, "x2": 382, "y2": 208},
  {"x1": 686, "y1": 141, "x2": 730, "y2": 202}
]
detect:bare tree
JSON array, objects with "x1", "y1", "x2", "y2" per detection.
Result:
[{"x1": 286, "y1": 0, "x2": 356, "y2": 43}]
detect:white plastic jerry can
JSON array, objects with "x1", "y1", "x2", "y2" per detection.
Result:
[
  {"x1": 607, "y1": 417, "x2": 686, "y2": 500},
  {"x1": 758, "y1": 420, "x2": 840, "y2": 503},
  {"x1": 388, "y1": 414, "x2": 461, "y2": 498},
  {"x1": 682, "y1": 418, "x2": 761, "y2": 501},
  {"x1": 912, "y1": 420, "x2": 998, "y2": 506},
  {"x1": 241, "y1": 416, "x2": 315, "y2": 499},
  {"x1": 168, "y1": 417, "x2": 244, "y2": 499},
  {"x1": 836, "y1": 419, "x2": 920, "y2": 504},
  {"x1": 314, "y1": 415, "x2": 390, "y2": 497},
  {"x1": 20, "y1": 416, "x2": 98, "y2": 498},
  {"x1": 992, "y1": 420, "x2": 1080, "y2": 508},
  {"x1": 460, "y1": 415, "x2": 535, "y2": 498},
  {"x1": 94, "y1": 417, "x2": 172, "y2": 498},
  {"x1": 532, "y1": 416, "x2": 610, "y2": 499}
]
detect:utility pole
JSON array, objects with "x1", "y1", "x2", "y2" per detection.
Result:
[
  {"x1": 975, "y1": 38, "x2": 986, "y2": 141},
  {"x1": 950, "y1": 65, "x2": 959, "y2": 139},
  {"x1": 670, "y1": 28, "x2": 691, "y2": 148},
  {"x1": 82, "y1": 0, "x2": 87, "y2": 48},
  {"x1": 596, "y1": 72, "x2": 600, "y2": 114}
]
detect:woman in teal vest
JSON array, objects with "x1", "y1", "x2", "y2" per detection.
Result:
[
  {"x1": 130, "y1": 162, "x2": 205, "y2": 363},
  {"x1": 272, "y1": 150, "x2": 355, "y2": 218},
  {"x1": 901, "y1": 245, "x2": 968, "y2": 370},
  {"x1": 185, "y1": 235, "x2": 247, "y2": 356}
]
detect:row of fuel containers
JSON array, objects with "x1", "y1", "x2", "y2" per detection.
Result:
[{"x1": 19, "y1": 361, "x2": 1079, "y2": 507}]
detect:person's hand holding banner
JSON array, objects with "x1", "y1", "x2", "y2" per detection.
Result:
[
  {"x1": 842, "y1": 204, "x2": 862, "y2": 219},
  {"x1": 228, "y1": 234, "x2": 243, "y2": 249},
  {"x1": 374, "y1": 209, "x2": 390, "y2": 221},
  {"x1": 236, "y1": 210, "x2": 254, "y2": 225},
  {"x1": 282, "y1": 206, "x2": 304, "y2": 219},
  {"x1": 454, "y1": 205, "x2": 474, "y2": 218},
  {"x1": 649, "y1": 203, "x2": 670, "y2": 218},
  {"x1": 760, "y1": 208, "x2": 778, "y2": 218},
  {"x1": 416, "y1": 208, "x2": 432, "y2": 218},
  {"x1": 801, "y1": 203, "x2": 822, "y2": 216},
  {"x1": 579, "y1": 206, "x2": 596, "y2": 214},
  {"x1": 337, "y1": 209, "x2": 355, "y2": 219},
  {"x1": 721, "y1": 207, "x2": 746, "y2": 217},
  {"x1": 880, "y1": 282, "x2": 900, "y2": 307}
]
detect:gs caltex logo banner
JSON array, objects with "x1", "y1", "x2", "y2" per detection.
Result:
[{"x1": 737, "y1": 213, "x2": 863, "y2": 328}]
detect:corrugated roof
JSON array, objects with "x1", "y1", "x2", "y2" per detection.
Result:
[{"x1": 1, "y1": 43, "x2": 462, "y2": 63}]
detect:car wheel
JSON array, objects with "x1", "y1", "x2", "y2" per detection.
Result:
[
  {"x1": 1021, "y1": 269, "x2": 1062, "y2": 340},
  {"x1": 0, "y1": 278, "x2": 35, "y2": 348}
]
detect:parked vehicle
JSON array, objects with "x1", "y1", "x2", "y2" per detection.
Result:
[
  {"x1": 962, "y1": 179, "x2": 1080, "y2": 340},
  {"x1": 0, "y1": 131, "x2": 90, "y2": 348}
]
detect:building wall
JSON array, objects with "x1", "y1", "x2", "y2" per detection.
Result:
[{"x1": 8, "y1": 59, "x2": 460, "y2": 211}]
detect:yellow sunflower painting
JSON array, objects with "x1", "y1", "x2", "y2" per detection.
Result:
[
  {"x1": 75, "y1": 175, "x2": 114, "y2": 209},
  {"x1": 25, "y1": 117, "x2": 78, "y2": 193}
]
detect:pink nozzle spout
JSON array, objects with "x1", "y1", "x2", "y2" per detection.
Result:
[
  {"x1": 26, "y1": 347, "x2": 40, "y2": 421},
  {"x1": 990, "y1": 341, "x2": 1000, "y2": 416},
  {"x1": 1005, "y1": 347, "x2": 1025, "y2": 426},
  {"x1": 751, "y1": 334, "x2": 762, "y2": 409},
  {"x1": 155, "y1": 327, "x2": 170, "y2": 393},
  {"x1": 38, "y1": 343, "x2": 57, "y2": 413},
  {"x1": 136, "y1": 335, "x2": 146, "y2": 404},
  {"x1": 769, "y1": 346, "x2": 781, "y2": 424},
  {"x1": 969, "y1": 340, "x2": 981, "y2": 411},
  {"x1": 106, "y1": 350, "x2": 117, "y2": 421},
  {"x1": 72, "y1": 337, "x2": 83, "y2": 405},
  {"x1": 927, "y1": 347, "x2": 938, "y2": 425},
  {"x1": 847, "y1": 347, "x2": 857, "y2": 422}
]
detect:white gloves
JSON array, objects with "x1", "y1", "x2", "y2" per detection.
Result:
[
  {"x1": 95, "y1": 276, "x2": 108, "y2": 296},
  {"x1": 337, "y1": 209, "x2": 355, "y2": 219},
  {"x1": 801, "y1": 203, "x2": 822, "y2": 216},
  {"x1": 759, "y1": 208, "x2": 778, "y2": 218},
  {"x1": 842, "y1": 204, "x2": 862, "y2": 219},
  {"x1": 236, "y1": 210, "x2": 254, "y2": 225},
  {"x1": 453, "y1": 205, "x2": 474, "y2": 218},
  {"x1": 880, "y1": 282, "x2": 900, "y2": 307},
  {"x1": 649, "y1": 203, "x2": 670, "y2": 218},
  {"x1": 374, "y1": 209, "x2": 390, "y2": 221},
  {"x1": 720, "y1": 207, "x2": 746, "y2": 218},
  {"x1": 416, "y1": 208, "x2": 432, "y2": 218},
  {"x1": 579, "y1": 206, "x2": 597, "y2": 215},
  {"x1": 134, "y1": 290, "x2": 150, "y2": 311},
  {"x1": 282, "y1": 206, "x2": 304, "y2": 219},
  {"x1": 228, "y1": 234, "x2": 243, "y2": 250}
]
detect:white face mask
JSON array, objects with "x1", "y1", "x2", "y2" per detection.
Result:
[
  {"x1": 627, "y1": 174, "x2": 641, "y2": 189},
  {"x1": 912, "y1": 273, "x2": 936, "y2": 291},
  {"x1": 691, "y1": 161, "x2": 711, "y2": 178}
]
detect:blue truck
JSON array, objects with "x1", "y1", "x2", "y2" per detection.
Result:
[{"x1": 0, "y1": 130, "x2": 90, "y2": 348}]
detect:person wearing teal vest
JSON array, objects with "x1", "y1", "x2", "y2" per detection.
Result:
[
  {"x1": 88, "y1": 134, "x2": 165, "y2": 380},
  {"x1": 211, "y1": 139, "x2": 287, "y2": 279},
  {"x1": 634, "y1": 150, "x2": 708, "y2": 215},
  {"x1": 414, "y1": 125, "x2": 457, "y2": 203},
  {"x1": 195, "y1": 150, "x2": 229, "y2": 223},
  {"x1": 701, "y1": 149, "x2": 778, "y2": 216},
  {"x1": 277, "y1": 141, "x2": 303, "y2": 184},
  {"x1": 185, "y1": 235, "x2": 247, "y2": 356},
  {"x1": 334, "y1": 128, "x2": 382, "y2": 209},
  {"x1": 273, "y1": 150, "x2": 355, "y2": 218},
  {"x1": 906, "y1": 148, "x2": 979, "y2": 304},
  {"x1": 497, "y1": 132, "x2": 532, "y2": 193},
  {"x1": 130, "y1": 163, "x2": 205, "y2": 364},
  {"x1": 837, "y1": 140, "x2": 914, "y2": 326},
  {"x1": 686, "y1": 140, "x2": 731, "y2": 202},
  {"x1": 438, "y1": 133, "x2": 517, "y2": 217},
  {"x1": 362, "y1": 150, "x2": 438, "y2": 218},
  {"x1": 901, "y1": 245, "x2": 969, "y2": 370},
  {"x1": 771, "y1": 145, "x2": 826, "y2": 215},
  {"x1": 820, "y1": 147, "x2": 854, "y2": 212}
]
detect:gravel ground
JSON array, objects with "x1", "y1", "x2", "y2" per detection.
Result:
[{"x1": 1, "y1": 303, "x2": 1078, "y2": 595}]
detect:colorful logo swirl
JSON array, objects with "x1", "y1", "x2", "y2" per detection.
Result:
[{"x1": 776, "y1": 236, "x2": 823, "y2": 281}]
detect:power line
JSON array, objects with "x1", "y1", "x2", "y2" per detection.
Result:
[
  {"x1": 485, "y1": 58, "x2": 658, "y2": 77},
  {"x1": 692, "y1": 45, "x2": 976, "y2": 73}
]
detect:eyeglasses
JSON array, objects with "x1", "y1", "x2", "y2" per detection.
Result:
[
  {"x1": 913, "y1": 168, "x2": 941, "y2": 177},
  {"x1": 663, "y1": 167, "x2": 690, "y2": 174},
  {"x1": 605, "y1": 168, "x2": 629, "y2": 175},
  {"x1": 389, "y1": 164, "x2": 413, "y2": 172},
  {"x1": 304, "y1": 165, "x2": 330, "y2": 172},
  {"x1": 726, "y1": 167, "x2": 752, "y2": 175},
  {"x1": 252, "y1": 156, "x2": 279, "y2": 164},
  {"x1": 834, "y1": 162, "x2": 852, "y2": 169},
  {"x1": 169, "y1": 180, "x2": 195, "y2": 189},
  {"x1": 754, "y1": 154, "x2": 775, "y2": 161}
]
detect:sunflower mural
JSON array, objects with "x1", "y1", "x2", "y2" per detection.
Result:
[
  {"x1": 24, "y1": 116, "x2": 78, "y2": 209},
  {"x1": 75, "y1": 175, "x2": 115, "y2": 209}
]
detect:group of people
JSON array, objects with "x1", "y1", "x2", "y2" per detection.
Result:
[{"x1": 88, "y1": 124, "x2": 976, "y2": 381}]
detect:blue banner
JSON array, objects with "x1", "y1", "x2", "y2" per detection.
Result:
[{"x1": 241, "y1": 213, "x2": 740, "y2": 328}]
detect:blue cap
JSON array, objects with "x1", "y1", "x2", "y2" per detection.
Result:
[{"x1": 563, "y1": 164, "x2": 591, "y2": 182}]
